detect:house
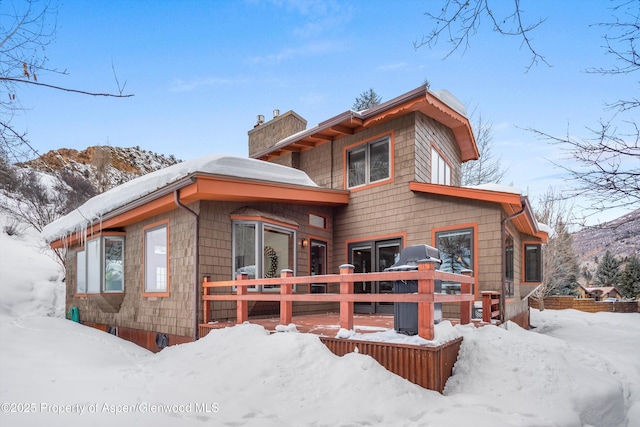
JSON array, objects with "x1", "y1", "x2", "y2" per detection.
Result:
[
  {"x1": 578, "y1": 285, "x2": 622, "y2": 301},
  {"x1": 44, "y1": 84, "x2": 548, "y2": 351}
]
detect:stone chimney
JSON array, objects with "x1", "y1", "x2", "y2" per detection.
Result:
[{"x1": 248, "y1": 110, "x2": 307, "y2": 160}]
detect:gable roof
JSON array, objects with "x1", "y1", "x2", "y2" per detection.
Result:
[
  {"x1": 581, "y1": 286, "x2": 622, "y2": 297},
  {"x1": 43, "y1": 155, "x2": 349, "y2": 247},
  {"x1": 252, "y1": 85, "x2": 479, "y2": 162}
]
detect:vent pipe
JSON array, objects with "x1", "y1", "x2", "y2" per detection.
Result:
[{"x1": 273, "y1": 109, "x2": 280, "y2": 118}]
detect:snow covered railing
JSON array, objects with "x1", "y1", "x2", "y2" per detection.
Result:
[{"x1": 202, "y1": 259, "x2": 477, "y2": 340}]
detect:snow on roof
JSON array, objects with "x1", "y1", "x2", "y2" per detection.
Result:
[
  {"x1": 537, "y1": 222, "x2": 552, "y2": 236},
  {"x1": 431, "y1": 89, "x2": 467, "y2": 117},
  {"x1": 42, "y1": 155, "x2": 318, "y2": 242},
  {"x1": 463, "y1": 183, "x2": 523, "y2": 194}
]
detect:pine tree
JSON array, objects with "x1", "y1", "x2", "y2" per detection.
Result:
[
  {"x1": 619, "y1": 255, "x2": 640, "y2": 299},
  {"x1": 353, "y1": 88, "x2": 382, "y2": 111},
  {"x1": 595, "y1": 250, "x2": 621, "y2": 287}
]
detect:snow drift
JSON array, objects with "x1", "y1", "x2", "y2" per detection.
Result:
[{"x1": 1, "y1": 213, "x2": 638, "y2": 426}]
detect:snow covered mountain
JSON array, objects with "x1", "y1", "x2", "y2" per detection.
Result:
[
  {"x1": 18, "y1": 145, "x2": 181, "y2": 191},
  {"x1": 572, "y1": 208, "x2": 640, "y2": 269}
]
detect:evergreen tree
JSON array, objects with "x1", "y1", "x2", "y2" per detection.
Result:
[
  {"x1": 619, "y1": 255, "x2": 640, "y2": 299},
  {"x1": 595, "y1": 250, "x2": 621, "y2": 286},
  {"x1": 353, "y1": 88, "x2": 382, "y2": 111}
]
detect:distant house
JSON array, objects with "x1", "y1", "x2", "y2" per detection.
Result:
[
  {"x1": 578, "y1": 285, "x2": 622, "y2": 301},
  {"x1": 44, "y1": 84, "x2": 548, "y2": 351}
]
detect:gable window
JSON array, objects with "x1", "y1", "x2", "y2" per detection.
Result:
[
  {"x1": 347, "y1": 136, "x2": 390, "y2": 188},
  {"x1": 144, "y1": 223, "x2": 169, "y2": 295},
  {"x1": 524, "y1": 243, "x2": 542, "y2": 282},
  {"x1": 431, "y1": 147, "x2": 451, "y2": 185},
  {"x1": 233, "y1": 220, "x2": 296, "y2": 291},
  {"x1": 76, "y1": 235, "x2": 125, "y2": 294}
]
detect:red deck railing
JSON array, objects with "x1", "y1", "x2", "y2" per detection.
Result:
[{"x1": 202, "y1": 259, "x2": 478, "y2": 340}]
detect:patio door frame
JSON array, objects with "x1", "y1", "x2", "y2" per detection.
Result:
[{"x1": 348, "y1": 237, "x2": 402, "y2": 314}]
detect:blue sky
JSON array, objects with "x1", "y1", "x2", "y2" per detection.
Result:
[{"x1": 10, "y1": 0, "x2": 637, "y2": 224}]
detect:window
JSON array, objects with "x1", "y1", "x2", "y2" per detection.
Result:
[
  {"x1": 347, "y1": 136, "x2": 390, "y2": 188},
  {"x1": 435, "y1": 227, "x2": 473, "y2": 295},
  {"x1": 309, "y1": 212, "x2": 328, "y2": 230},
  {"x1": 76, "y1": 235, "x2": 125, "y2": 294},
  {"x1": 431, "y1": 147, "x2": 451, "y2": 185},
  {"x1": 144, "y1": 224, "x2": 168, "y2": 294},
  {"x1": 86, "y1": 238, "x2": 101, "y2": 293},
  {"x1": 310, "y1": 239, "x2": 327, "y2": 294},
  {"x1": 505, "y1": 233, "x2": 514, "y2": 281},
  {"x1": 505, "y1": 233, "x2": 514, "y2": 297},
  {"x1": 435, "y1": 228, "x2": 473, "y2": 274},
  {"x1": 76, "y1": 250, "x2": 86, "y2": 294},
  {"x1": 232, "y1": 220, "x2": 296, "y2": 291},
  {"x1": 524, "y1": 244, "x2": 542, "y2": 282},
  {"x1": 104, "y1": 237, "x2": 124, "y2": 292}
]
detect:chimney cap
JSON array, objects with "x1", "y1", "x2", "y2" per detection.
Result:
[
  {"x1": 256, "y1": 114, "x2": 265, "y2": 125},
  {"x1": 273, "y1": 109, "x2": 280, "y2": 118}
]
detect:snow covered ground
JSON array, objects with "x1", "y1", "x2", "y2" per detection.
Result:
[{"x1": 1, "y1": 215, "x2": 638, "y2": 426}]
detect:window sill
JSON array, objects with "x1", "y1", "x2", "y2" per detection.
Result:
[
  {"x1": 143, "y1": 291, "x2": 170, "y2": 298},
  {"x1": 347, "y1": 177, "x2": 393, "y2": 192}
]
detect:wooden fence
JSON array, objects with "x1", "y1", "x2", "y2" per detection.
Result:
[
  {"x1": 201, "y1": 259, "x2": 476, "y2": 340},
  {"x1": 531, "y1": 296, "x2": 639, "y2": 313}
]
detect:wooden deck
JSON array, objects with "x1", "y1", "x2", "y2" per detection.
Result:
[
  {"x1": 198, "y1": 313, "x2": 464, "y2": 393},
  {"x1": 199, "y1": 313, "x2": 395, "y2": 337},
  {"x1": 199, "y1": 263, "x2": 502, "y2": 393}
]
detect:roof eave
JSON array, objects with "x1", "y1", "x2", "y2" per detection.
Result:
[
  {"x1": 409, "y1": 182, "x2": 547, "y2": 241},
  {"x1": 48, "y1": 174, "x2": 349, "y2": 248},
  {"x1": 254, "y1": 85, "x2": 479, "y2": 162}
]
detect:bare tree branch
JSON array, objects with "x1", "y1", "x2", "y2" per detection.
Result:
[
  {"x1": 415, "y1": 0, "x2": 549, "y2": 71},
  {"x1": 529, "y1": 118, "x2": 640, "y2": 214},
  {"x1": 587, "y1": 0, "x2": 640, "y2": 75},
  {"x1": 1, "y1": 0, "x2": 134, "y2": 164},
  {"x1": 462, "y1": 110, "x2": 508, "y2": 185},
  {"x1": 0, "y1": 77, "x2": 134, "y2": 97}
]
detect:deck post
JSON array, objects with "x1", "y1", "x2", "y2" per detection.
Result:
[
  {"x1": 460, "y1": 269, "x2": 473, "y2": 325},
  {"x1": 202, "y1": 276, "x2": 210, "y2": 325},
  {"x1": 280, "y1": 269, "x2": 294, "y2": 325},
  {"x1": 236, "y1": 272, "x2": 249, "y2": 324},
  {"x1": 481, "y1": 291, "x2": 500, "y2": 323},
  {"x1": 339, "y1": 264, "x2": 355, "y2": 331},
  {"x1": 417, "y1": 259, "x2": 437, "y2": 340}
]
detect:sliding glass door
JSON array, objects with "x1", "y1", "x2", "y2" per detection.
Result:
[{"x1": 349, "y1": 238, "x2": 401, "y2": 314}]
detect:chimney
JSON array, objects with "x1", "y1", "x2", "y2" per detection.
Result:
[{"x1": 248, "y1": 110, "x2": 307, "y2": 159}]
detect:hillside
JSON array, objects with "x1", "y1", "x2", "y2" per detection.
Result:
[
  {"x1": 572, "y1": 208, "x2": 640, "y2": 272},
  {"x1": 19, "y1": 146, "x2": 181, "y2": 191}
]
